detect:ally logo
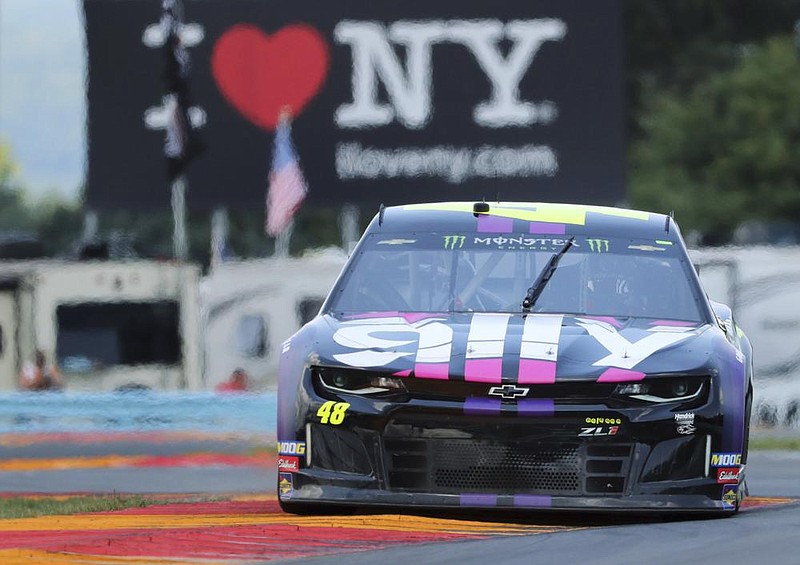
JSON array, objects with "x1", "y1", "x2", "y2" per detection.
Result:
[{"x1": 575, "y1": 318, "x2": 696, "y2": 370}]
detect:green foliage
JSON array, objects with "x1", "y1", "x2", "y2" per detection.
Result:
[
  {"x1": 0, "y1": 143, "x2": 36, "y2": 232},
  {"x1": 630, "y1": 36, "x2": 800, "y2": 239},
  {"x1": 0, "y1": 494, "x2": 220, "y2": 519},
  {"x1": 0, "y1": 494, "x2": 150, "y2": 519}
]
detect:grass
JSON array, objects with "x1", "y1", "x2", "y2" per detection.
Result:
[
  {"x1": 0, "y1": 493, "x2": 223, "y2": 519},
  {"x1": 750, "y1": 436, "x2": 800, "y2": 451}
]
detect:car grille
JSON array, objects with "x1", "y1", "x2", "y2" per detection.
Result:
[
  {"x1": 430, "y1": 440, "x2": 580, "y2": 492},
  {"x1": 384, "y1": 421, "x2": 632, "y2": 495},
  {"x1": 402, "y1": 379, "x2": 619, "y2": 404}
]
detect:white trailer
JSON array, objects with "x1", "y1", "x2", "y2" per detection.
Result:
[
  {"x1": 690, "y1": 245, "x2": 800, "y2": 426},
  {"x1": 0, "y1": 260, "x2": 203, "y2": 391},
  {"x1": 200, "y1": 250, "x2": 347, "y2": 391}
]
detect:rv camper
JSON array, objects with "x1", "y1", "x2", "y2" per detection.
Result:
[
  {"x1": 200, "y1": 251, "x2": 347, "y2": 390},
  {"x1": 690, "y1": 245, "x2": 800, "y2": 426},
  {"x1": 0, "y1": 260, "x2": 202, "y2": 391}
]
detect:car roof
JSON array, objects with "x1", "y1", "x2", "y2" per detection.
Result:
[{"x1": 368, "y1": 202, "x2": 679, "y2": 241}]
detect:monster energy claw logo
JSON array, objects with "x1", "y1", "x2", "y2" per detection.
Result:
[
  {"x1": 587, "y1": 238, "x2": 610, "y2": 253},
  {"x1": 443, "y1": 235, "x2": 466, "y2": 249}
]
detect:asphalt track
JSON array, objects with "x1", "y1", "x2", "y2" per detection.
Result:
[{"x1": 0, "y1": 431, "x2": 799, "y2": 564}]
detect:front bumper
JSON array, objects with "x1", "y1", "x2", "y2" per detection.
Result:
[{"x1": 278, "y1": 373, "x2": 744, "y2": 513}]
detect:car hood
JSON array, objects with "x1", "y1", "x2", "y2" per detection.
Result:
[{"x1": 308, "y1": 312, "x2": 720, "y2": 382}]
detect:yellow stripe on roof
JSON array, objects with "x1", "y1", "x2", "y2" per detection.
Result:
[{"x1": 403, "y1": 202, "x2": 650, "y2": 225}]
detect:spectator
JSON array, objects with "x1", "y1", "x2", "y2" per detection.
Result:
[
  {"x1": 18, "y1": 350, "x2": 64, "y2": 391},
  {"x1": 215, "y1": 368, "x2": 249, "y2": 392}
]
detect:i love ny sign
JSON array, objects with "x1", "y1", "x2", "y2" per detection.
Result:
[{"x1": 84, "y1": 0, "x2": 625, "y2": 211}]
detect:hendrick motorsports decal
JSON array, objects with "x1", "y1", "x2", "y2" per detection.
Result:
[
  {"x1": 674, "y1": 412, "x2": 696, "y2": 435},
  {"x1": 330, "y1": 314, "x2": 698, "y2": 380}
]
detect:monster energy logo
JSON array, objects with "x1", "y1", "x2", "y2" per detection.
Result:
[
  {"x1": 586, "y1": 238, "x2": 610, "y2": 252},
  {"x1": 443, "y1": 235, "x2": 466, "y2": 249}
]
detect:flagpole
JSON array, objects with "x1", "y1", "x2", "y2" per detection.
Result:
[
  {"x1": 172, "y1": 174, "x2": 188, "y2": 261},
  {"x1": 210, "y1": 206, "x2": 229, "y2": 269},
  {"x1": 339, "y1": 203, "x2": 359, "y2": 253},
  {"x1": 274, "y1": 219, "x2": 293, "y2": 258}
]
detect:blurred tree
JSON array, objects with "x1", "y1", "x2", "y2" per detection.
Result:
[
  {"x1": 624, "y1": 0, "x2": 800, "y2": 132},
  {"x1": 0, "y1": 141, "x2": 36, "y2": 231},
  {"x1": 630, "y1": 36, "x2": 800, "y2": 241}
]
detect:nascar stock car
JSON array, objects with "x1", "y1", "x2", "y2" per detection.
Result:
[{"x1": 276, "y1": 201, "x2": 752, "y2": 514}]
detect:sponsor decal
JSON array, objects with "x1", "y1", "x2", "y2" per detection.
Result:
[
  {"x1": 443, "y1": 235, "x2": 466, "y2": 249},
  {"x1": 332, "y1": 315, "x2": 452, "y2": 368},
  {"x1": 316, "y1": 400, "x2": 350, "y2": 425},
  {"x1": 578, "y1": 425, "x2": 619, "y2": 437},
  {"x1": 721, "y1": 484, "x2": 738, "y2": 510},
  {"x1": 281, "y1": 339, "x2": 292, "y2": 353},
  {"x1": 711, "y1": 452, "x2": 742, "y2": 467},
  {"x1": 331, "y1": 315, "x2": 696, "y2": 379},
  {"x1": 518, "y1": 314, "x2": 561, "y2": 384},
  {"x1": 465, "y1": 313, "x2": 510, "y2": 383},
  {"x1": 628, "y1": 244, "x2": 665, "y2": 252},
  {"x1": 585, "y1": 416, "x2": 621, "y2": 425},
  {"x1": 378, "y1": 238, "x2": 417, "y2": 245},
  {"x1": 488, "y1": 384, "x2": 529, "y2": 399},
  {"x1": 473, "y1": 236, "x2": 568, "y2": 250},
  {"x1": 278, "y1": 455, "x2": 300, "y2": 472},
  {"x1": 586, "y1": 238, "x2": 610, "y2": 253},
  {"x1": 575, "y1": 318, "x2": 695, "y2": 370},
  {"x1": 674, "y1": 412, "x2": 696, "y2": 435},
  {"x1": 279, "y1": 472, "x2": 294, "y2": 498},
  {"x1": 717, "y1": 467, "x2": 740, "y2": 484},
  {"x1": 278, "y1": 440, "x2": 306, "y2": 456}
]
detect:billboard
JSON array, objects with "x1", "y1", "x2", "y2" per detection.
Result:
[{"x1": 84, "y1": 0, "x2": 624, "y2": 211}]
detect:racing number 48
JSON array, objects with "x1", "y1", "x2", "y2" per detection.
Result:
[{"x1": 317, "y1": 401, "x2": 350, "y2": 425}]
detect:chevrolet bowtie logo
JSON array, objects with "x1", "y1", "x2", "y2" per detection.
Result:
[{"x1": 488, "y1": 384, "x2": 530, "y2": 399}]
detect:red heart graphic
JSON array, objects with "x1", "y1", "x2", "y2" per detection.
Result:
[{"x1": 211, "y1": 23, "x2": 329, "y2": 131}]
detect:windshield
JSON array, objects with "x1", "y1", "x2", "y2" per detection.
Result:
[{"x1": 329, "y1": 233, "x2": 704, "y2": 322}]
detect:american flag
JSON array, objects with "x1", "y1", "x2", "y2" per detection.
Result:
[
  {"x1": 161, "y1": 0, "x2": 202, "y2": 180},
  {"x1": 266, "y1": 114, "x2": 308, "y2": 237}
]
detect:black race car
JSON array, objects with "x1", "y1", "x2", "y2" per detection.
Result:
[{"x1": 277, "y1": 202, "x2": 752, "y2": 514}]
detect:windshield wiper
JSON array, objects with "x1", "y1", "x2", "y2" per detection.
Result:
[{"x1": 522, "y1": 236, "x2": 575, "y2": 312}]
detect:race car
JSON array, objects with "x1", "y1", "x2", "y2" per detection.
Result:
[{"x1": 276, "y1": 201, "x2": 752, "y2": 514}]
